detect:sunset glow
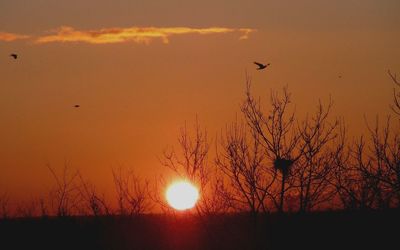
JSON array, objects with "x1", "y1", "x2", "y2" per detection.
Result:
[
  {"x1": 0, "y1": 0, "x2": 399, "y2": 215},
  {"x1": 166, "y1": 181, "x2": 199, "y2": 211},
  {"x1": 1, "y1": 1, "x2": 399, "y2": 249}
]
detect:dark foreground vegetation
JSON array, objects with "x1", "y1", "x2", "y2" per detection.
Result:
[{"x1": 1, "y1": 210, "x2": 399, "y2": 250}]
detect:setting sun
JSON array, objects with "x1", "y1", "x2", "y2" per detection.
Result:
[{"x1": 166, "y1": 181, "x2": 199, "y2": 211}]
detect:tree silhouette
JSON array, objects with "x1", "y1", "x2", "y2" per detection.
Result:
[
  {"x1": 364, "y1": 117, "x2": 400, "y2": 208},
  {"x1": 161, "y1": 120, "x2": 209, "y2": 192},
  {"x1": 241, "y1": 76, "x2": 301, "y2": 212},
  {"x1": 47, "y1": 163, "x2": 81, "y2": 217},
  {"x1": 332, "y1": 116, "x2": 400, "y2": 210},
  {"x1": 161, "y1": 119, "x2": 230, "y2": 215},
  {"x1": 216, "y1": 121, "x2": 275, "y2": 215},
  {"x1": 333, "y1": 135, "x2": 378, "y2": 210},
  {"x1": 78, "y1": 174, "x2": 111, "y2": 216},
  {"x1": 112, "y1": 167, "x2": 152, "y2": 216},
  {"x1": 293, "y1": 99, "x2": 338, "y2": 212}
]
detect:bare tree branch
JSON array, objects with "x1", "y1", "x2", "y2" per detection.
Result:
[
  {"x1": 47, "y1": 162, "x2": 81, "y2": 217},
  {"x1": 112, "y1": 167, "x2": 152, "y2": 216},
  {"x1": 388, "y1": 70, "x2": 400, "y2": 115}
]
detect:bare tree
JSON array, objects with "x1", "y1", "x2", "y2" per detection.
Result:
[
  {"x1": 363, "y1": 117, "x2": 400, "y2": 208},
  {"x1": 112, "y1": 167, "x2": 152, "y2": 216},
  {"x1": 333, "y1": 140, "x2": 366, "y2": 210},
  {"x1": 293, "y1": 99, "x2": 338, "y2": 212},
  {"x1": 149, "y1": 175, "x2": 176, "y2": 214},
  {"x1": 78, "y1": 174, "x2": 111, "y2": 216},
  {"x1": 47, "y1": 163, "x2": 81, "y2": 217},
  {"x1": 161, "y1": 120, "x2": 209, "y2": 192},
  {"x1": 16, "y1": 199, "x2": 38, "y2": 218},
  {"x1": 160, "y1": 120, "x2": 229, "y2": 215},
  {"x1": 216, "y1": 121, "x2": 276, "y2": 215},
  {"x1": 332, "y1": 119, "x2": 399, "y2": 210},
  {"x1": 197, "y1": 176, "x2": 233, "y2": 215},
  {"x1": 241, "y1": 76, "x2": 301, "y2": 212}
]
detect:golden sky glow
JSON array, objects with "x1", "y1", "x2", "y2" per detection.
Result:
[{"x1": 0, "y1": 0, "x2": 400, "y2": 202}]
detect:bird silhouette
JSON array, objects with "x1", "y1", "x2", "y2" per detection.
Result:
[
  {"x1": 254, "y1": 61, "x2": 270, "y2": 70},
  {"x1": 10, "y1": 53, "x2": 17, "y2": 59},
  {"x1": 73, "y1": 105, "x2": 80, "y2": 108}
]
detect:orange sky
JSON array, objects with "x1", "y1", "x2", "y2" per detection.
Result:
[{"x1": 1, "y1": 0, "x2": 400, "y2": 199}]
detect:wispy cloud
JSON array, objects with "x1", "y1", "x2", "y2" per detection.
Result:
[
  {"x1": 238, "y1": 29, "x2": 255, "y2": 40},
  {"x1": 0, "y1": 32, "x2": 30, "y2": 42},
  {"x1": 34, "y1": 26, "x2": 256, "y2": 44}
]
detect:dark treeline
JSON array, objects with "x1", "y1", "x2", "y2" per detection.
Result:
[
  {"x1": 1, "y1": 211, "x2": 399, "y2": 250},
  {"x1": 1, "y1": 73, "x2": 399, "y2": 219}
]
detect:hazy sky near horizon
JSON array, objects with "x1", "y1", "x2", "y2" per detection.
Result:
[{"x1": 1, "y1": 0, "x2": 400, "y2": 198}]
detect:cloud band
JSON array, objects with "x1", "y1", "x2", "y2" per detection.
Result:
[
  {"x1": 34, "y1": 26, "x2": 256, "y2": 44},
  {"x1": 0, "y1": 32, "x2": 30, "y2": 42},
  {"x1": 0, "y1": 26, "x2": 256, "y2": 45}
]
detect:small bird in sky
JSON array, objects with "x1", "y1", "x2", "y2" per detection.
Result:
[
  {"x1": 73, "y1": 104, "x2": 80, "y2": 108},
  {"x1": 10, "y1": 53, "x2": 18, "y2": 59},
  {"x1": 254, "y1": 61, "x2": 270, "y2": 70}
]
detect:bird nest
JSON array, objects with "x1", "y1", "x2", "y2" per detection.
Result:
[{"x1": 273, "y1": 157, "x2": 294, "y2": 176}]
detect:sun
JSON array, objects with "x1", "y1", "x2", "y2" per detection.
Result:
[{"x1": 166, "y1": 181, "x2": 199, "y2": 211}]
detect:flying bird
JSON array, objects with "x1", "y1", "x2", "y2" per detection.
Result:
[
  {"x1": 254, "y1": 62, "x2": 270, "y2": 70},
  {"x1": 10, "y1": 53, "x2": 18, "y2": 59},
  {"x1": 73, "y1": 105, "x2": 80, "y2": 108}
]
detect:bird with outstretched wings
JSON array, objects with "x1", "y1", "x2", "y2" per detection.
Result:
[{"x1": 254, "y1": 61, "x2": 270, "y2": 70}]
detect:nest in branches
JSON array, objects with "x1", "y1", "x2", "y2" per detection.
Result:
[{"x1": 273, "y1": 157, "x2": 294, "y2": 176}]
